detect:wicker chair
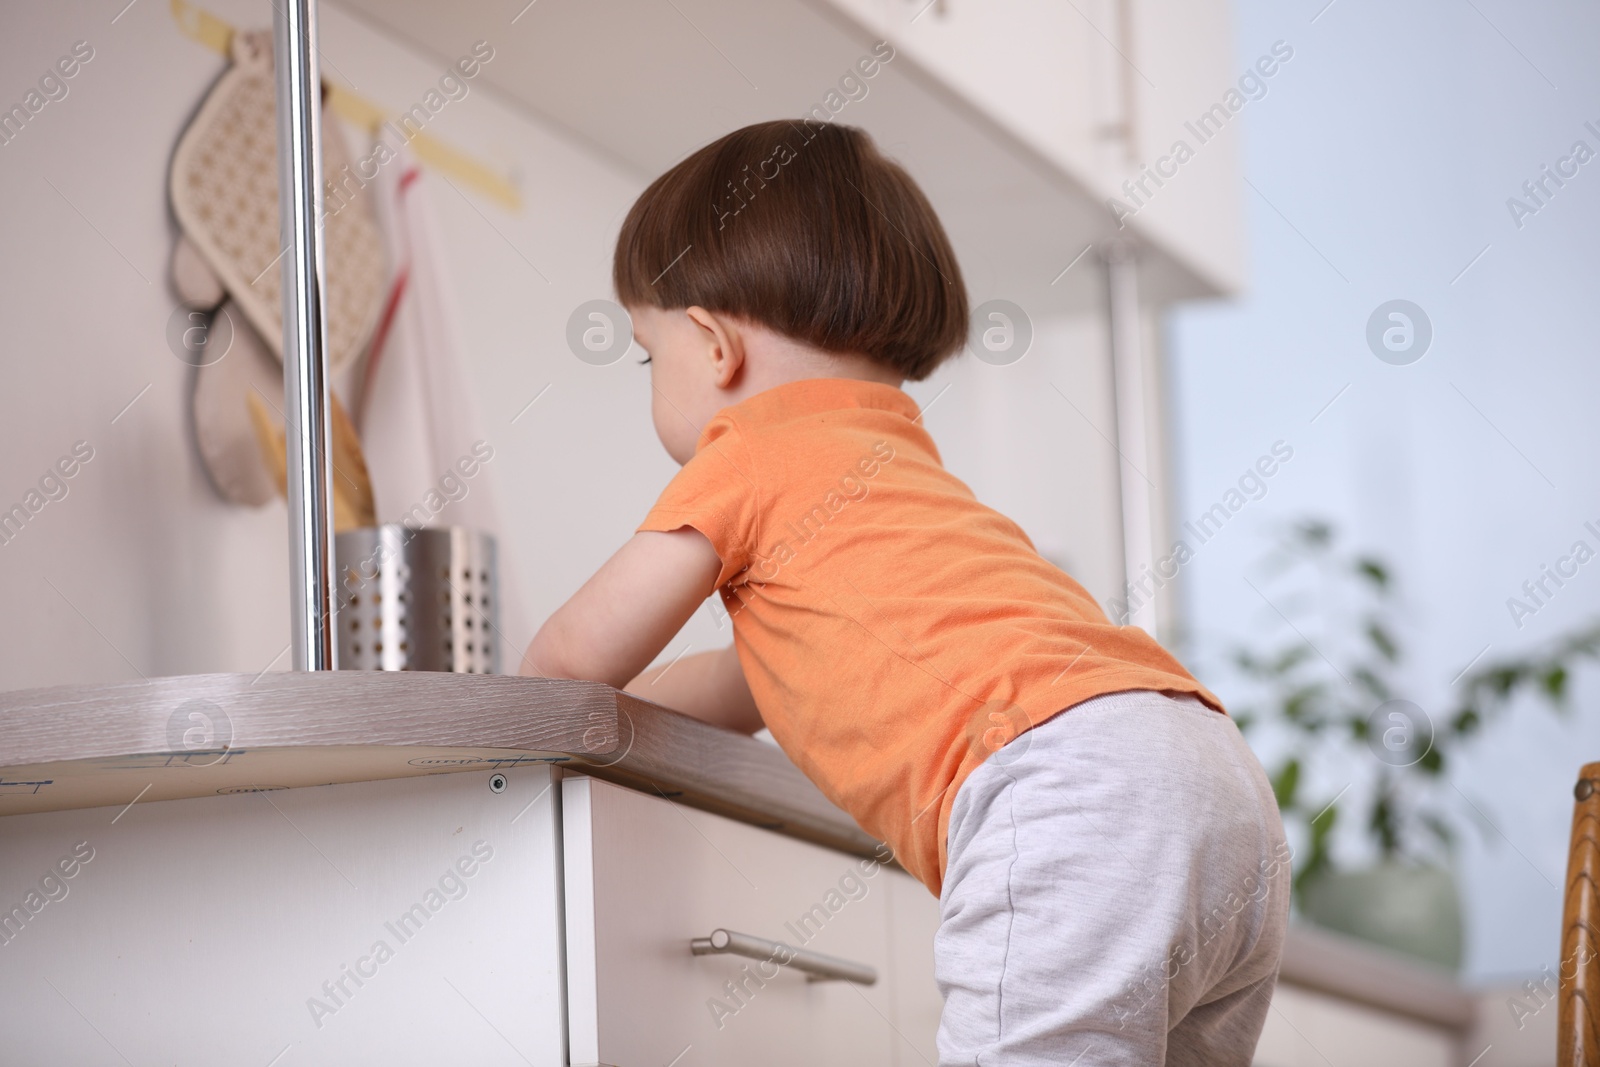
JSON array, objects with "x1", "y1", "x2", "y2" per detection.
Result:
[{"x1": 1561, "y1": 764, "x2": 1600, "y2": 1064}]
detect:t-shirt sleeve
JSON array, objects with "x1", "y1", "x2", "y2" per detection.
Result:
[{"x1": 636, "y1": 418, "x2": 759, "y2": 589}]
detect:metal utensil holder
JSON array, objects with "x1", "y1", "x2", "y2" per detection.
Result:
[{"x1": 334, "y1": 525, "x2": 500, "y2": 673}]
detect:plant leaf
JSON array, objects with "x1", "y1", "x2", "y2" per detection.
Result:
[
  {"x1": 1283, "y1": 683, "x2": 1327, "y2": 724},
  {"x1": 1355, "y1": 557, "x2": 1390, "y2": 591},
  {"x1": 1418, "y1": 745, "x2": 1444, "y2": 775},
  {"x1": 1370, "y1": 787, "x2": 1399, "y2": 857},
  {"x1": 1272, "y1": 645, "x2": 1316, "y2": 675},
  {"x1": 1352, "y1": 666, "x2": 1391, "y2": 701},
  {"x1": 1296, "y1": 519, "x2": 1333, "y2": 549},
  {"x1": 1543, "y1": 665, "x2": 1569, "y2": 704},
  {"x1": 1271, "y1": 758, "x2": 1302, "y2": 810},
  {"x1": 1366, "y1": 620, "x2": 1400, "y2": 663},
  {"x1": 1486, "y1": 666, "x2": 1520, "y2": 698}
]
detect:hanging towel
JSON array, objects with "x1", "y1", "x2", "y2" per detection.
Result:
[{"x1": 358, "y1": 133, "x2": 531, "y2": 669}]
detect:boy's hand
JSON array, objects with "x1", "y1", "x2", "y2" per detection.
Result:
[{"x1": 520, "y1": 528, "x2": 760, "y2": 732}]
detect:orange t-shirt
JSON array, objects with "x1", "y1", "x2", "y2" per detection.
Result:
[{"x1": 637, "y1": 377, "x2": 1224, "y2": 895}]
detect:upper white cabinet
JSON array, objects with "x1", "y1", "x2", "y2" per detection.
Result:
[
  {"x1": 339, "y1": 0, "x2": 1245, "y2": 316},
  {"x1": 1118, "y1": 0, "x2": 1250, "y2": 294},
  {"x1": 827, "y1": 0, "x2": 1108, "y2": 175},
  {"x1": 824, "y1": 0, "x2": 1246, "y2": 294}
]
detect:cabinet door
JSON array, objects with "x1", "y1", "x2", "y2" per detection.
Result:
[
  {"x1": 885, "y1": 867, "x2": 944, "y2": 1064},
  {"x1": 563, "y1": 775, "x2": 902, "y2": 1067},
  {"x1": 0, "y1": 765, "x2": 567, "y2": 1066},
  {"x1": 825, "y1": 0, "x2": 1107, "y2": 177},
  {"x1": 823, "y1": 0, "x2": 1246, "y2": 292}
]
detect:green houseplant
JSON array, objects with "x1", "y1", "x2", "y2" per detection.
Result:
[{"x1": 1228, "y1": 519, "x2": 1600, "y2": 969}]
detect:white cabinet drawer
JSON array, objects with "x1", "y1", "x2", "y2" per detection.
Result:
[{"x1": 562, "y1": 775, "x2": 908, "y2": 1067}]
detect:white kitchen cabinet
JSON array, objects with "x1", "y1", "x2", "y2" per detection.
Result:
[
  {"x1": 1262, "y1": 922, "x2": 1480, "y2": 1067},
  {"x1": 1, "y1": 761, "x2": 935, "y2": 1067},
  {"x1": 0, "y1": 764, "x2": 569, "y2": 1066},
  {"x1": 826, "y1": 0, "x2": 1108, "y2": 177},
  {"x1": 884, "y1": 860, "x2": 945, "y2": 1065},
  {"x1": 820, "y1": 0, "x2": 1246, "y2": 294},
  {"x1": 1254, "y1": 984, "x2": 1457, "y2": 1067},
  {"x1": 0, "y1": 673, "x2": 907, "y2": 1066},
  {"x1": 562, "y1": 774, "x2": 939, "y2": 1067}
]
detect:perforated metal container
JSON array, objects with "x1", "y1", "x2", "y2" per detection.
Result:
[{"x1": 334, "y1": 525, "x2": 500, "y2": 673}]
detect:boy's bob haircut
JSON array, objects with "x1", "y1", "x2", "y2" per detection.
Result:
[{"x1": 613, "y1": 119, "x2": 969, "y2": 381}]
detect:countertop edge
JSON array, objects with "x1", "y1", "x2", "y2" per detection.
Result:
[{"x1": 0, "y1": 672, "x2": 883, "y2": 860}]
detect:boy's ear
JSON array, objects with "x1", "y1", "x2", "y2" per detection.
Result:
[{"x1": 685, "y1": 305, "x2": 744, "y2": 388}]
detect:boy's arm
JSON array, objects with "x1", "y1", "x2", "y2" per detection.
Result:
[{"x1": 519, "y1": 528, "x2": 762, "y2": 733}]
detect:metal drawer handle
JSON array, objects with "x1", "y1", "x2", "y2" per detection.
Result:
[{"x1": 690, "y1": 927, "x2": 878, "y2": 986}]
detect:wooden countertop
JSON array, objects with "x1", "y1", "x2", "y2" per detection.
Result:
[
  {"x1": 0, "y1": 671, "x2": 883, "y2": 859},
  {"x1": 0, "y1": 671, "x2": 1487, "y2": 1031}
]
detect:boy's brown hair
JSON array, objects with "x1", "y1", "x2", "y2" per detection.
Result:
[{"x1": 613, "y1": 119, "x2": 968, "y2": 381}]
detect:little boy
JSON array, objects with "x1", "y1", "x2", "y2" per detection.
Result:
[{"x1": 522, "y1": 118, "x2": 1289, "y2": 1066}]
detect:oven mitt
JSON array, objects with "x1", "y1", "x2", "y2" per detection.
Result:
[{"x1": 169, "y1": 26, "x2": 386, "y2": 506}]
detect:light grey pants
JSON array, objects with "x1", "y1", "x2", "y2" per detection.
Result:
[{"x1": 935, "y1": 689, "x2": 1291, "y2": 1066}]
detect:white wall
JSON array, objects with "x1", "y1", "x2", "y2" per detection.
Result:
[
  {"x1": 0, "y1": 0, "x2": 643, "y2": 687},
  {"x1": 0, "y1": 1, "x2": 1125, "y2": 692},
  {"x1": 1166, "y1": 0, "x2": 1600, "y2": 983}
]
